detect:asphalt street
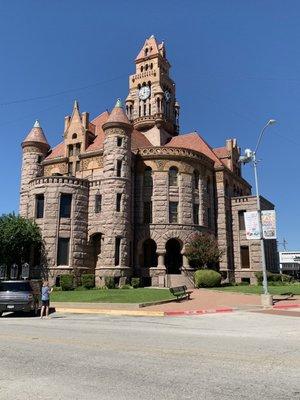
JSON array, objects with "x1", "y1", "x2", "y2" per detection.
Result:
[{"x1": 0, "y1": 311, "x2": 299, "y2": 400}]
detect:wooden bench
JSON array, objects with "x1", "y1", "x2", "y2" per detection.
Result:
[{"x1": 169, "y1": 285, "x2": 193, "y2": 301}]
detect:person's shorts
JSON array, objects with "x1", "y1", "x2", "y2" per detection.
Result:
[{"x1": 42, "y1": 300, "x2": 50, "y2": 307}]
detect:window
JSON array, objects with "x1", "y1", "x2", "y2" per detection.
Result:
[
  {"x1": 144, "y1": 167, "x2": 153, "y2": 187},
  {"x1": 117, "y1": 160, "x2": 122, "y2": 177},
  {"x1": 75, "y1": 161, "x2": 80, "y2": 172},
  {"x1": 68, "y1": 162, "x2": 73, "y2": 175},
  {"x1": 207, "y1": 207, "x2": 212, "y2": 228},
  {"x1": 169, "y1": 167, "x2": 178, "y2": 186},
  {"x1": 60, "y1": 194, "x2": 72, "y2": 218},
  {"x1": 238, "y1": 210, "x2": 246, "y2": 230},
  {"x1": 95, "y1": 194, "x2": 102, "y2": 213},
  {"x1": 36, "y1": 194, "x2": 44, "y2": 219},
  {"x1": 57, "y1": 238, "x2": 70, "y2": 266},
  {"x1": 116, "y1": 193, "x2": 122, "y2": 212},
  {"x1": 241, "y1": 246, "x2": 250, "y2": 268},
  {"x1": 37, "y1": 155, "x2": 43, "y2": 163},
  {"x1": 206, "y1": 176, "x2": 211, "y2": 194},
  {"x1": 117, "y1": 137, "x2": 123, "y2": 147},
  {"x1": 169, "y1": 202, "x2": 178, "y2": 223},
  {"x1": 72, "y1": 133, "x2": 77, "y2": 139},
  {"x1": 193, "y1": 204, "x2": 199, "y2": 225},
  {"x1": 115, "y1": 237, "x2": 121, "y2": 266},
  {"x1": 143, "y1": 202, "x2": 152, "y2": 223},
  {"x1": 225, "y1": 180, "x2": 229, "y2": 197},
  {"x1": 193, "y1": 171, "x2": 199, "y2": 190},
  {"x1": 75, "y1": 143, "x2": 81, "y2": 155},
  {"x1": 68, "y1": 145, "x2": 73, "y2": 157}
]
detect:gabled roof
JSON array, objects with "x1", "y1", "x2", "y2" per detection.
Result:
[
  {"x1": 85, "y1": 111, "x2": 109, "y2": 152},
  {"x1": 213, "y1": 146, "x2": 229, "y2": 159},
  {"x1": 135, "y1": 35, "x2": 162, "y2": 61},
  {"x1": 165, "y1": 132, "x2": 223, "y2": 167}
]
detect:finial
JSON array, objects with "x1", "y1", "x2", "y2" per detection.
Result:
[
  {"x1": 73, "y1": 100, "x2": 79, "y2": 110},
  {"x1": 150, "y1": 34, "x2": 155, "y2": 38},
  {"x1": 115, "y1": 98, "x2": 122, "y2": 108},
  {"x1": 33, "y1": 120, "x2": 40, "y2": 128}
]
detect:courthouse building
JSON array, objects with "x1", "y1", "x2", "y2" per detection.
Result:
[{"x1": 19, "y1": 36, "x2": 278, "y2": 286}]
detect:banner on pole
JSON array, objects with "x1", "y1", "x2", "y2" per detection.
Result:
[
  {"x1": 261, "y1": 210, "x2": 277, "y2": 239},
  {"x1": 244, "y1": 211, "x2": 260, "y2": 240}
]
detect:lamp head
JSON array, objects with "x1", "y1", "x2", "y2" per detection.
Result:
[{"x1": 267, "y1": 119, "x2": 276, "y2": 125}]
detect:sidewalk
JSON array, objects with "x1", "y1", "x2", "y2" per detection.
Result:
[{"x1": 52, "y1": 289, "x2": 300, "y2": 317}]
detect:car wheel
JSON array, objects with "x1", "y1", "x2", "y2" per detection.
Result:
[{"x1": 0, "y1": 312, "x2": 3, "y2": 317}]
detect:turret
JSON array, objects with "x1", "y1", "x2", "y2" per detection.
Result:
[
  {"x1": 97, "y1": 99, "x2": 133, "y2": 285},
  {"x1": 20, "y1": 120, "x2": 50, "y2": 217}
]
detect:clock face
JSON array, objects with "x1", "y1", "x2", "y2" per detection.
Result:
[
  {"x1": 139, "y1": 86, "x2": 151, "y2": 100},
  {"x1": 164, "y1": 90, "x2": 171, "y2": 102}
]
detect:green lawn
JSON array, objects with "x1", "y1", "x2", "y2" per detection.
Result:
[
  {"x1": 51, "y1": 288, "x2": 174, "y2": 303},
  {"x1": 210, "y1": 284, "x2": 300, "y2": 296}
]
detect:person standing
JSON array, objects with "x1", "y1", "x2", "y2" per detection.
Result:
[{"x1": 40, "y1": 281, "x2": 53, "y2": 319}]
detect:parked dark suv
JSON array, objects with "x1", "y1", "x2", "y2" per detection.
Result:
[{"x1": 0, "y1": 280, "x2": 41, "y2": 317}]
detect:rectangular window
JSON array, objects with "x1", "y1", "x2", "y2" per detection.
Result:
[
  {"x1": 117, "y1": 160, "x2": 122, "y2": 177},
  {"x1": 36, "y1": 194, "x2": 44, "y2": 219},
  {"x1": 193, "y1": 203, "x2": 199, "y2": 225},
  {"x1": 115, "y1": 237, "x2": 121, "y2": 266},
  {"x1": 116, "y1": 193, "x2": 122, "y2": 212},
  {"x1": 241, "y1": 246, "x2": 250, "y2": 268},
  {"x1": 169, "y1": 202, "x2": 178, "y2": 223},
  {"x1": 68, "y1": 145, "x2": 73, "y2": 157},
  {"x1": 75, "y1": 160, "x2": 80, "y2": 172},
  {"x1": 207, "y1": 207, "x2": 212, "y2": 228},
  {"x1": 238, "y1": 210, "x2": 246, "y2": 230},
  {"x1": 117, "y1": 137, "x2": 123, "y2": 147},
  {"x1": 144, "y1": 202, "x2": 152, "y2": 224},
  {"x1": 95, "y1": 194, "x2": 102, "y2": 213},
  {"x1": 57, "y1": 238, "x2": 70, "y2": 266},
  {"x1": 68, "y1": 162, "x2": 73, "y2": 175},
  {"x1": 75, "y1": 143, "x2": 81, "y2": 155},
  {"x1": 60, "y1": 194, "x2": 72, "y2": 218}
]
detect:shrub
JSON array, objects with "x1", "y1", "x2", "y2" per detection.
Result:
[
  {"x1": 185, "y1": 233, "x2": 224, "y2": 269},
  {"x1": 105, "y1": 277, "x2": 115, "y2": 289},
  {"x1": 131, "y1": 277, "x2": 140, "y2": 288},
  {"x1": 81, "y1": 274, "x2": 95, "y2": 289},
  {"x1": 120, "y1": 284, "x2": 131, "y2": 289},
  {"x1": 60, "y1": 274, "x2": 74, "y2": 291},
  {"x1": 254, "y1": 271, "x2": 292, "y2": 285},
  {"x1": 194, "y1": 269, "x2": 221, "y2": 288},
  {"x1": 52, "y1": 286, "x2": 62, "y2": 291}
]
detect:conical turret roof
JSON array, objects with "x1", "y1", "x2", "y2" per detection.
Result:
[
  {"x1": 105, "y1": 99, "x2": 131, "y2": 126},
  {"x1": 22, "y1": 120, "x2": 50, "y2": 149}
]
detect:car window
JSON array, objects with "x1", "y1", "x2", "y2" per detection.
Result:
[{"x1": 0, "y1": 282, "x2": 31, "y2": 292}]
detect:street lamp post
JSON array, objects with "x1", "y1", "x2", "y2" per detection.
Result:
[{"x1": 239, "y1": 119, "x2": 276, "y2": 302}]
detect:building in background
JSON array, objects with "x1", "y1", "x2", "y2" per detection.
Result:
[
  {"x1": 19, "y1": 36, "x2": 278, "y2": 287},
  {"x1": 279, "y1": 251, "x2": 300, "y2": 279}
]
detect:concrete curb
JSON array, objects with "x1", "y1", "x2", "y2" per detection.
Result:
[
  {"x1": 164, "y1": 307, "x2": 234, "y2": 316},
  {"x1": 273, "y1": 303, "x2": 300, "y2": 309},
  {"x1": 54, "y1": 307, "x2": 164, "y2": 317}
]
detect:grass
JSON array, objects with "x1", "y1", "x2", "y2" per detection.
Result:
[
  {"x1": 210, "y1": 284, "x2": 300, "y2": 296},
  {"x1": 51, "y1": 288, "x2": 174, "y2": 303}
]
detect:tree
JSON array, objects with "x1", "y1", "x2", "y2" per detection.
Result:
[
  {"x1": 0, "y1": 214, "x2": 43, "y2": 275},
  {"x1": 185, "y1": 233, "x2": 224, "y2": 270}
]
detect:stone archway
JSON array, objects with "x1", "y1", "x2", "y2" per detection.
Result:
[
  {"x1": 165, "y1": 238, "x2": 182, "y2": 274},
  {"x1": 142, "y1": 239, "x2": 158, "y2": 268}
]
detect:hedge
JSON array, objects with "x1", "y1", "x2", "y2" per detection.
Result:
[
  {"x1": 81, "y1": 274, "x2": 95, "y2": 289},
  {"x1": 194, "y1": 269, "x2": 221, "y2": 288},
  {"x1": 60, "y1": 274, "x2": 74, "y2": 291}
]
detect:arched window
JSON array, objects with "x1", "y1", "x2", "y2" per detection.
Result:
[
  {"x1": 145, "y1": 64, "x2": 148, "y2": 71},
  {"x1": 157, "y1": 98, "x2": 160, "y2": 112},
  {"x1": 141, "y1": 66, "x2": 144, "y2": 72},
  {"x1": 145, "y1": 48, "x2": 149, "y2": 57},
  {"x1": 144, "y1": 166, "x2": 153, "y2": 187},
  {"x1": 72, "y1": 133, "x2": 77, "y2": 139},
  {"x1": 150, "y1": 63, "x2": 153, "y2": 69},
  {"x1": 193, "y1": 170, "x2": 199, "y2": 190},
  {"x1": 169, "y1": 167, "x2": 178, "y2": 187}
]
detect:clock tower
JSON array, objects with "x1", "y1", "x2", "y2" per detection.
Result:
[{"x1": 125, "y1": 35, "x2": 180, "y2": 146}]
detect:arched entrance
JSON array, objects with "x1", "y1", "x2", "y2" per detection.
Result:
[
  {"x1": 90, "y1": 233, "x2": 102, "y2": 269},
  {"x1": 142, "y1": 239, "x2": 158, "y2": 268},
  {"x1": 165, "y1": 238, "x2": 182, "y2": 274}
]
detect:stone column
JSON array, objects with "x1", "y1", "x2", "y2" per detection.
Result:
[{"x1": 150, "y1": 252, "x2": 166, "y2": 287}]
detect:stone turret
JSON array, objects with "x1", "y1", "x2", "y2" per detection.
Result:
[
  {"x1": 20, "y1": 120, "x2": 50, "y2": 217},
  {"x1": 97, "y1": 99, "x2": 133, "y2": 285}
]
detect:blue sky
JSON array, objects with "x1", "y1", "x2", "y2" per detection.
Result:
[{"x1": 0, "y1": 0, "x2": 299, "y2": 249}]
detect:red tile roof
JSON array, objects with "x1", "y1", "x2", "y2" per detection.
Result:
[
  {"x1": 165, "y1": 132, "x2": 223, "y2": 166},
  {"x1": 213, "y1": 146, "x2": 229, "y2": 159},
  {"x1": 105, "y1": 104, "x2": 130, "y2": 125},
  {"x1": 85, "y1": 111, "x2": 109, "y2": 152},
  {"x1": 131, "y1": 129, "x2": 152, "y2": 149},
  {"x1": 23, "y1": 124, "x2": 49, "y2": 148},
  {"x1": 45, "y1": 142, "x2": 65, "y2": 160}
]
